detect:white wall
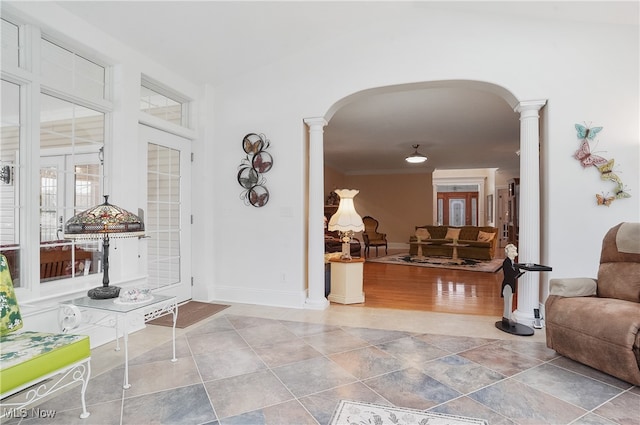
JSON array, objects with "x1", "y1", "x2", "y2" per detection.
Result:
[
  {"x1": 208, "y1": 4, "x2": 638, "y2": 307},
  {"x1": 7, "y1": 2, "x2": 639, "y2": 314}
]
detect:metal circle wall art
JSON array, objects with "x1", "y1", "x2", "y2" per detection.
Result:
[{"x1": 238, "y1": 133, "x2": 273, "y2": 207}]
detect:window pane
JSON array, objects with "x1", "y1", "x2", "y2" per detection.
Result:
[
  {"x1": 0, "y1": 80, "x2": 20, "y2": 285},
  {"x1": 140, "y1": 85, "x2": 184, "y2": 126},
  {"x1": 41, "y1": 39, "x2": 105, "y2": 100},
  {"x1": 147, "y1": 143, "x2": 181, "y2": 289},
  {"x1": 1, "y1": 19, "x2": 20, "y2": 69},
  {"x1": 40, "y1": 166, "x2": 59, "y2": 242},
  {"x1": 74, "y1": 163, "x2": 101, "y2": 211},
  {"x1": 40, "y1": 93, "x2": 104, "y2": 283},
  {"x1": 41, "y1": 94, "x2": 104, "y2": 152}
]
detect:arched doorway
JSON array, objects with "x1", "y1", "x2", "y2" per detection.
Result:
[{"x1": 306, "y1": 81, "x2": 545, "y2": 325}]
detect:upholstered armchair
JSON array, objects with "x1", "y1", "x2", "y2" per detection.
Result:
[
  {"x1": 545, "y1": 222, "x2": 640, "y2": 385},
  {"x1": 362, "y1": 216, "x2": 388, "y2": 257}
]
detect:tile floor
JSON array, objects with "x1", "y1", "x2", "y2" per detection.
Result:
[{"x1": 7, "y1": 303, "x2": 640, "y2": 425}]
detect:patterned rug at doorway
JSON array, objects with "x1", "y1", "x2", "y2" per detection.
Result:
[
  {"x1": 366, "y1": 252, "x2": 503, "y2": 273},
  {"x1": 330, "y1": 400, "x2": 488, "y2": 425}
]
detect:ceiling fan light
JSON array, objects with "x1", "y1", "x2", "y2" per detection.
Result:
[{"x1": 405, "y1": 144, "x2": 428, "y2": 163}]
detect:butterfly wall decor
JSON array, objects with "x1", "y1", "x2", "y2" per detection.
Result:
[
  {"x1": 596, "y1": 193, "x2": 615, "y2": 207},
  {"x1": 614, "y1": 183, "x2": 631, "y2": 199},
  {"x1": 575, "y1": 123, "x2": 603, "y2": 140},
  {"x1": 574, "y1": 139, "x2": 608, "y2": 168},
  {"x1": 596, "y1": 159, "x2": 621, "y2": 184},
  {"x1": 238, "y1": 132, "x2": 273, "y2": 207},
  {"x1": 573, "y1": 122, "x2": 632, "y2": 207}
]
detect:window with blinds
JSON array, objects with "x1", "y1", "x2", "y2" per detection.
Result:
[
  {"x1": 1, "y1": 17, "x2": 112, "y2": 289},
  {"x1": 38, "y1": 39, "x2": 108, "y2": 283},
  {"x1": 140, "y1": 80, "x2": 186, "y2": 127},
  {"x1": 39, "y1": 94, "x2": 105, "y2": 282},
  {"x1": 0, "y1": 79, "x2": 21, "y2": 284},
  {"x1": 41, "y1": 39, "x2": 106, "y2": 100},
  {"x1": 1, "y1": 18, "x2": 20, "y2": 69}
]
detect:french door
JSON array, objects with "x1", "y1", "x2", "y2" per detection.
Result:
[{"x1": 140, "y1": 125, "x2": 191, "y2": 302}]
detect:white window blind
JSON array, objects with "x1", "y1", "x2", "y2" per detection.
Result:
[
  {"x1": 1, "y1": 19, "x2": 20, "y2": 69},
  {"x1": 147, "y1": 143, "x2": 181, "y2": 288},
  {"x1": 41, "y1": 39, "x2": 106, "y2": 101}
]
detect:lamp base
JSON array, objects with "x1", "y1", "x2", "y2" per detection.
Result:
[
  {"x1": 341, "y1": 242, "x2": 353, "y2": 260},
  {"x1": 88, "y1": 285, "x2": 121, "y2": 299}
]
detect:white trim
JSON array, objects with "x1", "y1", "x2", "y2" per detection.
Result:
[
  {"x1": 432, "y1": 175, "x2": 486, "y2": 226},
  {"x1": 213, "y1": 285, "x2": 309, "y2": 309},
  {"x1": 138, "y1": 112, "x2": 196, "y2": 140}
]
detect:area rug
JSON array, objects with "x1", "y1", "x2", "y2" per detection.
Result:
[
  {"x1": 330, "y1": 400, "x2": 488, "y2": 425},
  {"x1": 147, "y1": 301, "x2": 229, "y2": 328},
  {"x1": 367, "y1": 253, "x2": 502, "y2": 273}
]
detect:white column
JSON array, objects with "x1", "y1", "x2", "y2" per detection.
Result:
[
  {"x1": 304, "y1": 117, "x2": 329, "y2": 310},
  {"x1": 512, "y1": 100, "x2": 546, "y2": 324}
]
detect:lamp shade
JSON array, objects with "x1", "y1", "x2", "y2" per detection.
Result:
[
  {"x1": 328, "y1": 189, "x2": 364, "y2": 233},
  {"x1": 64, "y1": 195, "x2": 144, "y2": 239}
]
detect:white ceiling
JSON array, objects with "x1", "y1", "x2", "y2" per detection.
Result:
[{"x1": 54, "y1": 1, "x2": 637, "y2": 176}]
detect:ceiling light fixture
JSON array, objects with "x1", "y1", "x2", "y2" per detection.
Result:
[{"x1": 405, "y1": 144, "x2": 428, "y2": 164}]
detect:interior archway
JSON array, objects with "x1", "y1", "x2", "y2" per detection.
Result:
[
  {"x1": 323, "y1": 80, "x2": 521, "y2": 179},
  {"x1": 318, "y1": 80, "x2": 525, "y2": 312}
]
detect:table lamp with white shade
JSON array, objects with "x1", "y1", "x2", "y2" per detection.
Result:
[{"x1": 328, "y1": 189, "x2": 364, "y2": 260}]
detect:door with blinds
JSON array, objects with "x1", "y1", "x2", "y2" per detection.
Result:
[{"x1": 140, "y1": 125, "x2": 191, "y2": 302}]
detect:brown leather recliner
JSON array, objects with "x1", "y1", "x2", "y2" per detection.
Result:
[{"x1": 545, "y1": 222, "x2": 640, "y2": 385}]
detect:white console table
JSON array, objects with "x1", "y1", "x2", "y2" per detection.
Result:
[
  {"x1": 328, "y1": 258, "x2": 365, "y2": 304},
  {"x1": 59, "y1": 294, "x2": 178, "y2": 389}
]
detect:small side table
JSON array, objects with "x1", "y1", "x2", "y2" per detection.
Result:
[
  {"x1": 59, "y1": 294, "x2": 178, "y2": 389},
  {"x1": 444, "y1": 242, "x2": 470, "y2": 264},
  {"x1": 414, "y1": 241, "x2": 432, "y2": 257},
  {"x1": 328, "y1": 258, "x2": 365, "y2": 304}
]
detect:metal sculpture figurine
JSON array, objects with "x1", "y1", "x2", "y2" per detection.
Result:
[{"x1": 501, "y1": 244, "x2": 523, "y2": 327}]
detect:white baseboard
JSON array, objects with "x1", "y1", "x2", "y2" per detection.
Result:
[{"x1": 212, "y1": 285, "x2": 308, "y2": 309}]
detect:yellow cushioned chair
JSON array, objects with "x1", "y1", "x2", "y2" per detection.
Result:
[{"x1": 0, "y1": 254, "x2": 91, "y2": 419}]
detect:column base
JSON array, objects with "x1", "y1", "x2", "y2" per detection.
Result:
[
  {"x1": 495, "y1": 318, "x2": 534, "y2": 336},
  {"x1": 328, "y1": 292, "x2": 365, "y2": 305},
  {"x1": 304, "y1": 297, "x2": 329, "y2": 310}
]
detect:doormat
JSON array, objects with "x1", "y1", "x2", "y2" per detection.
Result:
[
  {"x1": 330, "y1": 400, "x2": 488, "y2": 425},
  {"x1": 367, "y1": 253, "x2": 503, "y2": 273},
  {"x1": 147, "y1": 301, "x2": 230, "y2": 328}
]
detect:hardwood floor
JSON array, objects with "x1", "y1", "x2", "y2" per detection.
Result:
[{"x1": 357, "y1": 249, "x2": 506, "y2": 317}]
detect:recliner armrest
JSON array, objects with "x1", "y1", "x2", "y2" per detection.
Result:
[{"x1": 549, "y1": 278, "x2": 597, "y2": 297}]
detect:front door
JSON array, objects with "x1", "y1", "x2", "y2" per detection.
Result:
[
  {"x1": 140, "y1": 125, "x2": 192, "y2": 303},
  {"x1": 437, "y1": 192, "x2": 478, "y2": 226}
]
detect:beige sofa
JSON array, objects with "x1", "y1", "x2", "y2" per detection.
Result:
[
  {"x1": 545, "y1": 222, "x2": 640, "y2": 386},
  {"x1": 408, "y1": 225, "x2": 498, "y2": 260}
]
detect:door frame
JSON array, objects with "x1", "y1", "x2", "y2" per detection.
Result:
[
  {"x1": 432, "y1": 176, "x2": 486, "y2": 225},
  {"x1": 437, "y1": 191, "x2": 478, "y2": 225}
]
